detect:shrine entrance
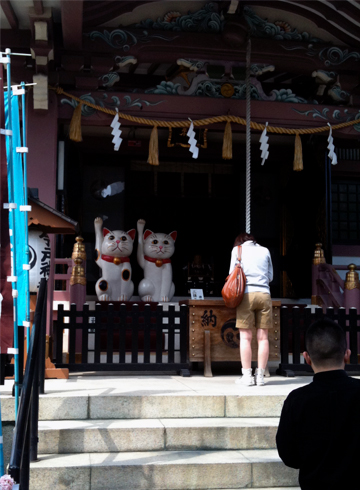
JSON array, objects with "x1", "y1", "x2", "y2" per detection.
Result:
[{"x1": 58, "y1": 126, "x2": 325, "y2": 300}]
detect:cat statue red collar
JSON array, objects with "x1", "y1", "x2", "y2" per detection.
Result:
[
  {"x1": 137, "y1": 219, "x2": 176, "y2": 302},
  {"x1": 94, "y1": 217, "x2": 135, "y2": 301},
  {"x1": 101, "y1": 255, "x2": 130, "y2": 265},
  {"x1": 144, "y1": 256, "x2": 171, "y2": 267}
]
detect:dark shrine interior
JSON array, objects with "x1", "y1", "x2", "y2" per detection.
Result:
[{"x1": 59, "y1": 127, "x2": 330, "y2": 300}]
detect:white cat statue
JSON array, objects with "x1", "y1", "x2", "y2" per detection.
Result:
[
  {"x1": 94, "y1": 217, "x2": 135, "y2": 301},
  {"x1": 137, "y1": 219, "x2": 177, "y2": 302}
]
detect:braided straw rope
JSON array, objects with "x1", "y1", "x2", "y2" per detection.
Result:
[{"x1": 52, "y1": 86, "x2": 360, "y2": 134}]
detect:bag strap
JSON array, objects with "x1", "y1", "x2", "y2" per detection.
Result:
[{"x1": 237, "y1": 246, "x2": 242, "y2": 264}]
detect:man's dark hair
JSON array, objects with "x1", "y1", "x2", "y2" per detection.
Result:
[
  {"x1": 306, "y1": 318, "x2": 347, "y2": 366},
  {"x1": 234, "y1": 232, "x2": 256, "y2": 247}
]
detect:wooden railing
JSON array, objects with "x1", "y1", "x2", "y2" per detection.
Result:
[
  {"x1": 54, "y1": 302, "x2": 190, "y2": 376},
  {"x1": 277, "y1": 305, "x2": 360, "y2": 377}
]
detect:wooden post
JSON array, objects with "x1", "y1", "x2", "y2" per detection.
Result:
[{"x1": 203, "y1": 330, "x2": 213, "y2": 377}]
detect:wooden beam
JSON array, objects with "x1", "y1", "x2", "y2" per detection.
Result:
[
  {"x1": 0, "y1": 0, "x2": 18, "y2": 29},
  {"x1": 83, "y1": 1, "x2": 147, "y2": 28},
  {"x1": 61, "y1": 0, "x2": 84, "y2": 50},
  {"x1": 33, "y1": 0, "x2": 44, "y2": 15}
]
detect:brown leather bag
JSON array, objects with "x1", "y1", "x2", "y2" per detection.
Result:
[{"x1": 222, "y1": 246, "x2": 246, "y2": 308}]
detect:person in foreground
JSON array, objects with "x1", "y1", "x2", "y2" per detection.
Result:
[
  {"x1": 229, "y1": 232, "x2": 273, "y2": 386},
  {"x1": 276, "y1": 318, "x2": 360, "y2": 490}
]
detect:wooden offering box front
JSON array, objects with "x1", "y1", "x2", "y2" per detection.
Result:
[{"x1": 180, "y1": 299, "x2": 281, "y2": 376}]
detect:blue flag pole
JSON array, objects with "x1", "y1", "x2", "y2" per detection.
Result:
[{"x1": 4, "y1": 48, "x2": 20, "y2": 418}]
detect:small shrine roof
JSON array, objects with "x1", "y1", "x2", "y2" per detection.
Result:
[{"x1": 28, "y1": 196, "x2": 79, "y2": 234}]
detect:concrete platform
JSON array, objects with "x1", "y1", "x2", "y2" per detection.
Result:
[
  {"x1": 29, "y1": 449, "x2": 299, "y2": 490},
  {"x1": 0, "y1": 372, "x2": 313, "y2": 398},
  {"x1": 2, "y1": 372, "x2": 340, "y2": 489},
  {"x1": 36, "y1": 417, "x2": 280, "y2": 453},
  {"x1": 0, "y1": 373, "x2": 313, "y2": 421}
]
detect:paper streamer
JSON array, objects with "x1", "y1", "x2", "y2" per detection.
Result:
[
  {"x1": 327, "y1": 123, "x2": 337, "y2": 165},
  {"x1": 187, "y1": 120, "x2": 199, "y2": 159},
  {"x1": 259, "y1": 122, "x2": 269, "y2": 165},
  {"x1": 110, "y1": 111, "x2": 122, "y2": 151}
]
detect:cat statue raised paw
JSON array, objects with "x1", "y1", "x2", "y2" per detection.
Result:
[
  {"x1": 94, "y1": 217, "x2": 135, "y2": 301},
  {"x1": 137, "y1": 219, "x2": 177, "y2": 302}
]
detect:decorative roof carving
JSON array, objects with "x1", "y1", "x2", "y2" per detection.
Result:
[{"x1": 134, "y1": 3, "x2": 225, "y2": 33}]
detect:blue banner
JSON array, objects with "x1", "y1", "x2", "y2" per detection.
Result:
[{"x1": 4, "y1": 93, "x2": 26, "y2": 328}]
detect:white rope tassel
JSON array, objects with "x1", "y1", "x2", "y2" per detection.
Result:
[
  {"x1": 327, "y1": 123, "x2": 337, "y2": 165},
  {"x1": 245, "y1": 38, "x2": 251, "y2": 234},
  {"x1": 187, "y1": 119, "x2": 199, "y2": 159},
  {"x1": 110, "y1": 110, "x2": 122, "y2": 151},
  {"x1": 260, "y1": 122, "x2": 269, "y2": 165}
]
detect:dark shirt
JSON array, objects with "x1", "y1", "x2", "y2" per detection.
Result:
[{"x1": 276, "y1": 370, "x2": 360, "y2": 490}]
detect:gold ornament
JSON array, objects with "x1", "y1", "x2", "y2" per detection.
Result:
[
  {"x1": 345, "y1": 264, "x2": 360, "y2": 290},
  {"x1": 70, "y1": 236, "x2": 87, "y2": 287},
  {"x1": 113, "y1": 257, "x2": 121, "y2": 265},
  {"x1": 156, "y1": 259, "x2": 163, "y2": 267},
  {"x1": 221, "y1": 83, "x2": 235, "y2": 98},
  {"x1": 313, "y1": 243, "x2": 326, "y2": 265}
]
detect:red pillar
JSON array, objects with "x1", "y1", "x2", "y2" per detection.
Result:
[
  {"x1": 0, "y1": 64, "x2": 13, "y2": 356},
  {"x1": 26, "y1": 90, "x2": 58, "y2": 337}
]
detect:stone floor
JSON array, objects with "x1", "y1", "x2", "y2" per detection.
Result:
[{"x1": 0, "y1": 370, "x2": 314, "y2": 398}]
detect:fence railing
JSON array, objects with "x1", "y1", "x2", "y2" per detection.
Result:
[
  {"x1": 277, "y1": 306, "x2": 360, "y2": 377},
  {"x1": 8, "y1": 278, "x2": 47, "y2": 489},
  {"x1": 54, "y1": 302, "x2": 190, "y2": 376}
]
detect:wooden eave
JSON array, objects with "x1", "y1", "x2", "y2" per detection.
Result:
[{"x1": 70, "y1": 31, "x2": 360, "y2": 76}]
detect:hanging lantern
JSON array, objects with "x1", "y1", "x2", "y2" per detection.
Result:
[{"x1": 29, "y1": 230, "x2": 51, "y2": 292}]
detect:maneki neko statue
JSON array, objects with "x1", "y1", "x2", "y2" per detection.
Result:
[
  {"x1": 137, "y1": 219, "x2": 177, "y2": 302},
  {"x1": 94, "y1": 217, "x2": 136, "y2": 301}
]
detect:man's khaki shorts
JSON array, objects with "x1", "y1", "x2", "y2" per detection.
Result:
[{"x1": 236, "y1": 292, "x2": 273, "y2": 329}]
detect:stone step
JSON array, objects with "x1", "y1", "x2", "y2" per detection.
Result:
[
  {"x1": 1, "y1": 394, "x2": 287, "y2": 421},
  {"x1": 38, "y1": 417, "x2": 280, "y2": 453},
  {"x1": 30, "y1": 449, "x2": 299, "y2": 490}
]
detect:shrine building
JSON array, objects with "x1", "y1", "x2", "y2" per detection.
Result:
[{"x1": 1, "y1": 0, "x2": 360, "y2": 323}]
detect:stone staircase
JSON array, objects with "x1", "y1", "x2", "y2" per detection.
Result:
[{"x1": 23, "y1": 391, "x2": 300, "y2": 490}]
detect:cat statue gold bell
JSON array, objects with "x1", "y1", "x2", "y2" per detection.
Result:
[
  {"x1": 94, "y1": 217, "x2": 135, "y2": 301},
  {"x1": 137, "y1": 219, "x2": 177, "y2": 302}
]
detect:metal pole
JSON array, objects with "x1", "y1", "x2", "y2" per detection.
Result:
[
  {"x1": 20, "y1": 81, "x2": 31, "y2": 352},
  {"x1": 39, "y1": 284, "x2": 47, "y2": 395},
  {"x1": 245, "y1": 38, "x2": 251, "y2": 234},
  {"x1": 5, "y1": 48, "x2": 20, "y2": 417},
  {"x1": 20, "y1": 417, "x2": 30, "y2": 490},
  {"x1": 0, "y1": 401, "x2": 4, "y2": 476}
]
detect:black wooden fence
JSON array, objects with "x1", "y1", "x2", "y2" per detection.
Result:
[
  {"x1": 277, "y1": 306, "x2": 360, "y2": 377},
  {"x1": 54, "y1": 302, "x2": 190, "y2": 375}
]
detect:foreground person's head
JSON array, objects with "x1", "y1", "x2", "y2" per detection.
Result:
[{"x1": 303, "y1": 318, "x2": 351, "y2": 373}]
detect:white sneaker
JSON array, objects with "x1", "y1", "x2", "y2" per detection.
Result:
[
  {"x1": 236, "y1": 368, "x2": 255, "y2": 386},
  {"x1": 255, "y1": 368, "x2": 265, "y2": 386}
]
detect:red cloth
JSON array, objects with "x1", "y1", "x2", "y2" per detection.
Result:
[{"x1": 0, "y1": 64, "x2": 13, "y2": 354}]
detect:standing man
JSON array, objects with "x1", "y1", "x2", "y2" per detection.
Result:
[
  {"x1": 229, "y1": 232, "x2": 273, "y2": 386},
  {"x1": 276, "y1": 318, "x2": 360, "y2": 490}
]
